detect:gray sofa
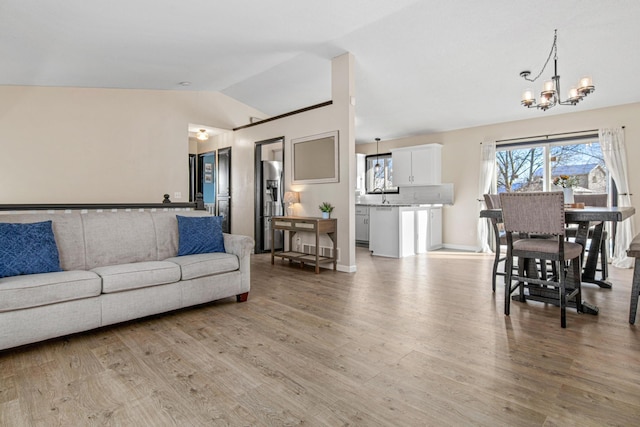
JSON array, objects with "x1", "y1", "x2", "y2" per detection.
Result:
[{"x1": 0, "y1": 210, "x2": 254, "y2": 351}]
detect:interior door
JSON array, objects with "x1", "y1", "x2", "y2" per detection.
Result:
[{"x1": 217, "y1": 147, "x2": 231, "y2": 233}]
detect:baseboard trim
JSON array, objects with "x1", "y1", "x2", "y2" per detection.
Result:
[{"x1": 443, "y1": 243, "x2": 481, "y2": 252}]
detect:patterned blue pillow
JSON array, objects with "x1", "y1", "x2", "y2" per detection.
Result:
[
  {"x1": 176, "y1": 215, "x2": 226, "y2": 256},
  {"x1": 0, "y1": 220, "x2": 63, "y2": 278}
]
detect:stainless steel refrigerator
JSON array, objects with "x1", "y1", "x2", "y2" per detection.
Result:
[{"x1": 262, "y1": 160, "x2": 284, "y2": 251}]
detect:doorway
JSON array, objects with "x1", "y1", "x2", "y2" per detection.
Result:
[
  {"x1": 190, "y1": 149, "x2": 232, "y2": 233},
  {"x1": 198, "y1": 151, "x2": 216, "y2": 209},
  {"x1": 254, "y1": 137, "x2": 284, "y2": 253}
]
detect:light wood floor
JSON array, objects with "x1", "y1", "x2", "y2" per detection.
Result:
[{"x1": 1, "y1": 248, "x2": 639, "y2": 426}]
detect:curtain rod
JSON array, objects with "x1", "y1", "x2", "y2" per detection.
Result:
[
  {"x1": 496, "y1": 128, "x2": 598, "y2": 144},
  {"x1": 490, "y1": 125, "x2": 625, "y2": 144}
]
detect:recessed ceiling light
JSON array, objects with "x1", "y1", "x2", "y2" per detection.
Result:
[{"x1": 179, "y1": 81, "x2": 191, "y2": 87}]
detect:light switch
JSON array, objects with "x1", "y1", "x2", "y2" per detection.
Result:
[{"x1": 174, "y1": 192, "x2": 182, "y2": 199}]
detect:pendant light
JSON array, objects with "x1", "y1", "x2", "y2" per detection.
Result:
[{"x1": 374, "y1": 138, "x2": 381, "y2": 173}]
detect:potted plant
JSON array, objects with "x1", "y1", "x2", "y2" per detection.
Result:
[{"x1": 319, "y1": 202, "x2": 334, "y2": 219}]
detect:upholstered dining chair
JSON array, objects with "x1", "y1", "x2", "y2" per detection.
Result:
[
  {"x1": 484, "y1": 193, "x2": 507, "y2": 292},
  {"x1": 500, "y1": 191, "x2": 583, "y2": 328},
  {"x1": 484, "y1": 193, "x2": 550, "y2": 292}
]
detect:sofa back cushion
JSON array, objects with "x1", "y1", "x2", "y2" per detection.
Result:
[{"x1": 82, "y1": 212, "x2": 158, "y2": 269}]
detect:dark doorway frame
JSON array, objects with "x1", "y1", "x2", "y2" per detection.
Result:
[{"x1": 254, "y1": 136, "x2": 285, "y2": 254}]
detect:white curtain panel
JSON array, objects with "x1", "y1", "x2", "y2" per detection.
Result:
[
  {"x1": 477, "y1": 141, "x2": 496, "y2": 252},
  {"x1": 600, "y1": 127, "x2": 635, "y2": 268}
]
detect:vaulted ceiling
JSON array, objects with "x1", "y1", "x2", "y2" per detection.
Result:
[{"x1": 2, "y1": 0, "x2": 639, "y2": 143}]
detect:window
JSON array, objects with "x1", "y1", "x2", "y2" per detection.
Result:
[
  {"x1": 496, "y1": 136, "x2": 609, "y2": 195},
  {"x1": 365, "y1": 153, "x2": 398, "y2": 194}
]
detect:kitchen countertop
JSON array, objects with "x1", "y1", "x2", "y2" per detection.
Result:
[{"x1": 356, "y1": 203, "x2": 435, "y2": 207}]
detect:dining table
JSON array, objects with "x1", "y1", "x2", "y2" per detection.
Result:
[{"x1": 480, "y1": 205, "x2": 636, "y2": 315}]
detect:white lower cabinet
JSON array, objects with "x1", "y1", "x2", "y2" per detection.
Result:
[
  {"x1": 369, "y1": 206, "x2": 442, "y2": 258},
  {"x1": 427, "y1": 207, "x2": 443, "y2": 251},
  {"x1": 355, "y1": 205, "x2": 369, "y2": 244},
  {"x1": 369, "y1": 206, "x2": 400, "y2": 257}
]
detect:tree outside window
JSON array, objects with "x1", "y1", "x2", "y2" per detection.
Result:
[{"x1": 496, "y1": 139, "x2": 608, "y2": 194}]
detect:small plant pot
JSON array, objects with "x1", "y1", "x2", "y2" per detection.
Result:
[{"x1": 321, "y1": 212, "x2": 330, "y2": 219}]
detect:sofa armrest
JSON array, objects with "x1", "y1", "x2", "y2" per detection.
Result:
[{"x1": 223, "y1": 233, "x2": 254, "y2": 293}]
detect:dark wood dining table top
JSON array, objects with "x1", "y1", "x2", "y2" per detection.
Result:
[{"x1": 480, "y1": 205, "x2": 635, "y2": 223}]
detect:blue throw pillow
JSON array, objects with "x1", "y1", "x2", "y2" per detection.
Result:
[
  {"x1": 176, "y1": 215, "x2": 226, "y2": 256},
  {"x1": 0, "y1": 220, "x2": 63, "y2": 278}
]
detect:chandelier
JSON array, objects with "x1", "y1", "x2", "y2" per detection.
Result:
[{"x1": 520, "y1": 30, "x2": 595, "y2": 111}]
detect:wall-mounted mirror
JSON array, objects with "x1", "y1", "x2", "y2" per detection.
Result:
[{"x1": 292, "y1": 130, "x2": 339, "y2": 184}]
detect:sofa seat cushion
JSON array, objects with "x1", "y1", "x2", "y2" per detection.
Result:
[
  {"x1": 92, "y1": 261, "x2": 181, "y2": 293},
  {"x1": 165, "y1": 253, "x2": 239, "y2": 280},
  {"x1": 0, "y1": 270, "x2": 101, "y2": 312}
]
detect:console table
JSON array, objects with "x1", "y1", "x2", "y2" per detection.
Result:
[{"x1": 271, "y1": 216, "x2": 337, "y2": 274}]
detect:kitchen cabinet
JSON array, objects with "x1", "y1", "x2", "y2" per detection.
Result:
[
  {"x1": 391, "y1": 144, "x2": 441, "y2": 186},
  {"x1": 369, "y1": 206, "x2": 401, "y2": 257},
  {"x1": 427, "y1": 207, "x2": 443, "y2": 250},
  {"x1": 355, "y1": 205, "x2": 369, "y2": 245}
]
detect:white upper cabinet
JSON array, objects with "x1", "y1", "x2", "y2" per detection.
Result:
[{"x1": 391, "y1": 144, "x2": 441, "y2": 186}]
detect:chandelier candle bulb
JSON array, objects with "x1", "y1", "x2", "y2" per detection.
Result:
[
  {"x1": 538, "y1": 96, "x2": 551, "y2": 109},
  {"x1": 578, "y1": 76, "x2": 595, "y2": 94},
  {"x1": 522, "y1": 89, "x2": 535, "y2": 105},
  {"x1": 580, "y1": 76, "x2": 593, "y2": 88},
  {"x1": 542, "y1": 80, "x2": 555, "y2": 95},
  {"x1": 568, "y1": 87, "x2": 580, "y2": 103}
]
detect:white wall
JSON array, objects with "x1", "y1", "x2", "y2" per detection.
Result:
[
  {"x1": 5, "y1": 69, "x2": 634, "y2": 260},
  {"x1": 0, "y1": 85, "x2": 263, "y2": 203},
  {"x1": 358, "y1": 102, "x2": 640, "y2": 250},
  {"x1": 232, "y1": 53, "x2": 357, "y2": 271}
]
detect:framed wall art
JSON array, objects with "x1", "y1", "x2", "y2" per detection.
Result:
[{"x1": 291, "y1": 130, "x2": 339, "y2": 184}]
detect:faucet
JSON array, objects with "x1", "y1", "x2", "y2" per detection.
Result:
[{"x1": 373, "y1": 188, "x2": 389, "y2": 204}]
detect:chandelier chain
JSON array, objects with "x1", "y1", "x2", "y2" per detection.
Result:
[{"x1": 522, "y1": 29, "x2": 558, "y2": 83}]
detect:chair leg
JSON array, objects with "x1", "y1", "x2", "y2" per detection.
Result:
[
  {"x1": 558, "y1": 260, "x2": 567, "y2": 328},
  {"x1": 505, "y1": 254, "x2": 513, "y2": 316},
  {"x1": 491, "y1": 250, "x2": 500, "y2": 293},
  {"x1": 630, "y1": 258, "x2": 640, "y2": 324},
  {"x1": 572, "y1": 258, "x2": 582, "y2": 313},
  {"x1": 518, "y1": 258, "x2": 527, "y2": 302},
  {"x1": 539, "y1": 259, "x2": 547, "y2": 280}
]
